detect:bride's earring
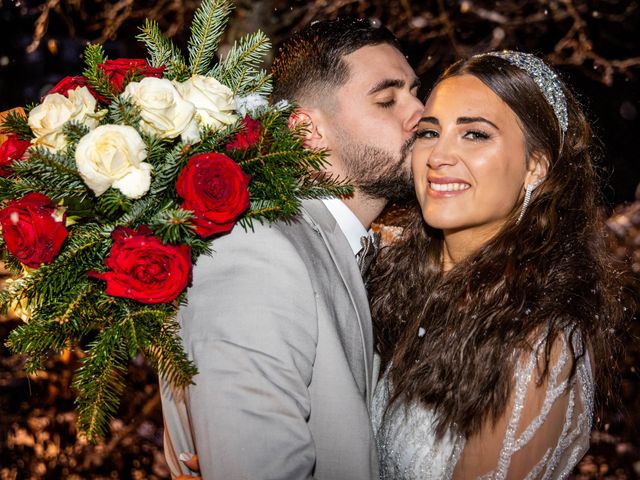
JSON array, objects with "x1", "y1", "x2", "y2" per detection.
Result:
[{"x1": 517, "y1": 183, "x2": 536, "y2": 224}]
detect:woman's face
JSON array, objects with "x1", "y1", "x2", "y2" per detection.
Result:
[{"x1": 412, "y1": 74, "x2": 535, "y2": 240}]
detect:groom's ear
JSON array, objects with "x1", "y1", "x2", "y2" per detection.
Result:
[{"x1": 288, "y1": 108, "x2": 325, "y2": 149}]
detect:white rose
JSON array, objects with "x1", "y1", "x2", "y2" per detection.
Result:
[
  {"x1": 75, "y1": 124, "x2": 151, "y2": 199},
  {"x1": 123, "y1": 77, "x2": 199, "y2": 143},
  {"x1": 28, "y1": 87, "x2": 103, "y2": 152},
  {"x1": 176, "y1": 75, "x2": 238, "y2": 131}
]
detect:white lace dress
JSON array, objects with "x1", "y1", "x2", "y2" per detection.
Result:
[{"x1": 371, "y1": 336, "x2": 593, "y2": 479}]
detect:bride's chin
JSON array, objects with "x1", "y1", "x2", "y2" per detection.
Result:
[{"x1": 421, "y1": 212, "x2": 461, "y2": 231}]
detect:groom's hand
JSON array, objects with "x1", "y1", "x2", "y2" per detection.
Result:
[{"x1": 175, "y1": 453, "x2": 200, "y2": 479}]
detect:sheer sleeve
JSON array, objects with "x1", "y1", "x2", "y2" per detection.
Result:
[{"x1": 453, "y1": 334, "x2": 594, "y2": 480}]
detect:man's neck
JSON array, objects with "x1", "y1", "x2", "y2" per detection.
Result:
[{"x1": 340, "y1": 192, "x2": 387, "y2": 230}]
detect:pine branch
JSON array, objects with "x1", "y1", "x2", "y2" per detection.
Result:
[
  {"x1": 95, "y1": 189, "x2": 134, "y2": 220},
  {"x1": 0, "y1": 226, "x2": 110, "y2": 309},
  {"x1": 145, "y1": 317, "x2": 197, "y2": 388},
  {"x1": 180, "y1": 236, "x2": 212, "y2": 259},
  {"x1": 241, "y1": 199, "x2": 285, "y2": 223},
  {"x1": 188, "y1": 0, "x2": 234, "y2": 76},
  {"x1": 136, "y1": 19, "x2": 188, "y2": 80},
  {"x1": 238, "y1": 70, "x2": 272, "y2": 97},
  {"x1": 4, "y1": 282, "x2": 106, "y2": 377},
  {"x1": 0, "y1": 149, "x2": 90, "y2": 202},
  {"x1": 208, "y1": 31, "x2": 272, "y2": 96},
  {"x1": 0, "y1": 177, "x2": 89, "y2": 204},
  {"x1": 62, "y1": 121, "x2": 91, "y2": 145},
  {"x1": 82, "y1": 44, "x2": 117, "y2": 102},
  {"x1": 111, "y1": 195, "x2": 161, "y2": 227},
  {"x1": 141, "y1": 133, "x2": 169, "y2": 168},
  {"x1": 148, "y1": 205, "x2": 197, "y2": 244},
  {"x1": 187, "y1": 121, "x2": 238, "y2": 155},
  {"x1": 296, "y1": 174, "x2": 354, "y2": 199},
  {"x1": 107, "y1": 97, "x2": 142, "y2": 129},
  {"x1": 0, "y1": 249, "x2": 23, "y2": 275},
  {"x1": 73, "y1": 324, "x2": 129, "y2": 440},
  {"x1": 5, "y1": 318, "x2": 70, "y2": 373},
  {"x1": 149, "y1": 144, "x2": 188, "y2": 195},
  {"x1": 0, "y1": 110, "x2": 32, "y2": 140}
]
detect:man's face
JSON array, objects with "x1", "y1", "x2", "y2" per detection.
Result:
[{"x1": 324, "y1": 44, "x2": 424, "y2": 202}]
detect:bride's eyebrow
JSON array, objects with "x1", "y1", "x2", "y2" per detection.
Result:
[
  {"x1": 457, "y1": 116, "x2": 499, "y2": 130},
  {"x1": 418, "y1": 116, "x2": 438, "y2": 125}
]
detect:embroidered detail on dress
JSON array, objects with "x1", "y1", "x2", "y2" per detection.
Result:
[{"x1": 371, "y1": 331, "x2": 594, "y2": 480}]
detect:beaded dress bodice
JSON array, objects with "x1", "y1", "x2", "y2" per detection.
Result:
[{"x1": 371, "y1": 337, "x2": 593, "y2": 479}]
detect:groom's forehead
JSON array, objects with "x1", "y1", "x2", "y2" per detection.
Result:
[{"x1": 341, "y1": 44, "x2": 415, "y2": 89}]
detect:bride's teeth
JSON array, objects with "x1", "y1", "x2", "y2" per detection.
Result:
[{"x1": 430, "y1": 182, "x2": 470, "y2": 192}]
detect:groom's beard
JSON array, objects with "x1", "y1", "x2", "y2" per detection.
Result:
[{"x1": 336, "y1": 134, "x2": 416, "y2": 203}]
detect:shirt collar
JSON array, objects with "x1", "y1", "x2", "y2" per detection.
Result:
[{"x1": 320, "y1": 198, "x2": 368, "y2": 256}]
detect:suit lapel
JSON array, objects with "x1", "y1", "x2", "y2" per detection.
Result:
[{"x1": 300, "y1": 200, "x2": 374, "y2": 404}]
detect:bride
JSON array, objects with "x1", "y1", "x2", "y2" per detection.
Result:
[
  {"x1": 368, "y1": 51, "x2": 631, "y2": 478},
  {"x1": 170, "y1": 51, "x2": 632, "y2": 479}
]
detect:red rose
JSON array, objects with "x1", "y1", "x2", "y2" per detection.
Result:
[
  {"x1": 0, "y1": 134, "x2": 31, "y2": 176},
  {"x1": 89, "y1": 225, "x2": 192, "y2": 304},
  {"x1": 98, "y1": 59, "x2": 165, "y2": 94},
  {"x1": 0, "y1": 192, "x2": 68, "y2": 268},
  {"x1": 176, "y1": 153, "x2": 251, "y2": 238},
  {"x1": 48, "y1": 75, "x2": 108, "y2": 103},
  {"x1": 48, "y1": 75, "x2": 88, "y2": 96},
  {"x1": 225, "y1": 115, "x2": 263, "y2": 152}
]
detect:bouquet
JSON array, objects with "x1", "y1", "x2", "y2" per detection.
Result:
[{"x1": 0, "y1": 0, "x2": 349, "y2": 440}]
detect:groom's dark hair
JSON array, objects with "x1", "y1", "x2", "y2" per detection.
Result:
[{"x1": 271, "y1": 18, "x2": 401, "y2": 106}]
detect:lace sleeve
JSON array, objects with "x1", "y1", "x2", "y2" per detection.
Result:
[{"x1": 453, "y1": 334, "x2": 594, "y2": 480}]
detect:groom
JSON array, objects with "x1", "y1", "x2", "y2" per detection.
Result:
[{"x1": 160, "y1": 18, "x2": 423, "y2": 479}]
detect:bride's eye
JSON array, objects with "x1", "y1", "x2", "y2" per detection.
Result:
[
  {"x1": 415, "y1": 129, "x2": 438, "y2": 139},
  {"x1": 463, "y1": 129, "x2": 490, "y2": 140}
]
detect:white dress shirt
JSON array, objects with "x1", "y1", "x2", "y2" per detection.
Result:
[{"x1": 320, "y1": 198, "x2": 368, "y2": 256}]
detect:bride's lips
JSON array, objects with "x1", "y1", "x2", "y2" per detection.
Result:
[{"x1": 427, "y1": 176, "x2": 471, "y2": 198}]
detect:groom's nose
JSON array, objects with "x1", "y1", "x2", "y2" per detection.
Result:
[{"x1": 404, "y1": 95, "x2": 424, "y2": 133}]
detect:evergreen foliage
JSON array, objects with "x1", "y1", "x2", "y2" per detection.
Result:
[
  {"x1": 0, "y1": 110, "x2": 32, "y2": 140},
  {"x1": 0, "y1": 0, "x2": 352, "y2": 440},
  {"x1": 136, "y1": 19, "x2": 188, "y2": 80},
  {"x1": 82, "y1": 44, "x2": 116, "y2": 101},
  {"x1": 188, "y1": 0, "x2": 233, "y2": 76},
  {"x1": 209, "y1": 31, "x2": 272, "y2": 96}
]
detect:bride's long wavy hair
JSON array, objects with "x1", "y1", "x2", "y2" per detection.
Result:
[{"x1": 368, "y1": 55, "x2": 634, "y2": 438}]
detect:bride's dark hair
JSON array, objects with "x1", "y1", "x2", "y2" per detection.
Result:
[{"x1": 369, "y1": 55, "x2": 634, "y2": 438}]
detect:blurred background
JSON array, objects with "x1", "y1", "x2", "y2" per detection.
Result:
[{"x1": 0, "y1": 0, "x2": 638, "y2": 478}]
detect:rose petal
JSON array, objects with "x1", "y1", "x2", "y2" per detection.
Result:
[{"x1": 112, "y1": 163, "x2": 152, "y2": 199}]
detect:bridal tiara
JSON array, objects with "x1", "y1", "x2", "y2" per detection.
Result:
[{"x1": 479, "y1": 51, "x2": 568, "y2": 133}]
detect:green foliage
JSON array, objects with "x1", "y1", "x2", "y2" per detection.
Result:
[
  {"x1": 0, "y1": 110, "x2": 32, "y2": 140},
  {"x1": 62, "y1": 121, "x2": 91, "y2": 145},
  {"x1": 0, "y1": 0, "x2": 354, "y2": 442},
  {"x1": 142, "y1": 316, "x2": 198, "y2": 388},
  {"x1": 0, "y1": 148, "x2": 89, "y2": 203},
  {"x1": 94, "y1": 189, "x2": 134, "y2": 219},
  {"x1": 148, "y1": 145, "x2": 188, "y2": 195},
  {"x1": 82, "y1": 44, "x2": 117, "y2": 102},
  {"x1": 209, "y1": 31, "x2": 272, "y2": 96},
  {"x1": 73, "y1": 324, "x2": 129, "y2": 439},
  {"x1": 148, "y1": 205, "x2": 197, "y2": 244},
  {"x1": 188, "y1": 0, "x2": 234, "y2": 76},
  {"x1": 136, "y1": 19, "x2": 189, "y2": 80},
  {"x1": 107, "y1": 97, "x2": 142, "y2": 129}
]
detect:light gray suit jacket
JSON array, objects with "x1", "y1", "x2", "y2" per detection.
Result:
[{"x1": 160, "y1": 199, "x2": 378, "y2": 479}]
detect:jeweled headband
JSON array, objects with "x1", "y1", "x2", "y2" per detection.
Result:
[{"x1": 479, "y1": 51, "x2": 568, "y2": 133}]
